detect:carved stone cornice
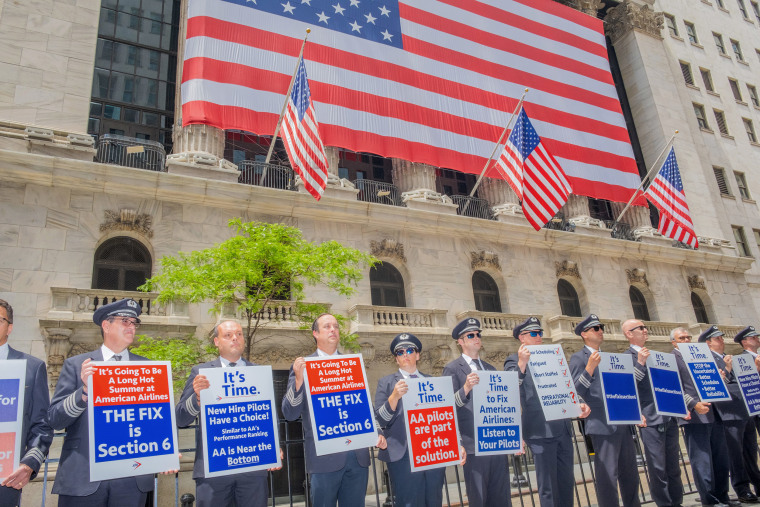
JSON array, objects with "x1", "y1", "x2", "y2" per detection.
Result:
[
  {"x1": 556, "y1": 260, "x2": 581, "y2": 279},
  {"x1": 605, "y1": 1, "x2": 664, "y2": 44},
  {"x1": 626, "y1": 268, "x2": 649, "y2": 287},
  {"x1": 471, "y1": 251, "x2": 501, "y2": 272},
  {"x1": 100, "y1": 209, "x2": 154, "y2": 238},
  {"x1": 688, "y1": 275, "x2": 707, "y2": 291},
  {"x1": 554, "y1": 0, "x2": 604, "y2": 16},
  {"x1": 370, "y1": 238, "x2": 407, "y2": 263}
]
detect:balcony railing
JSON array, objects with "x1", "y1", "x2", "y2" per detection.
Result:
[
  {"x1": 455, "y1": 311, "x2": 535, "y2": 338},
  {"x1": 238, "y1": 160, "x2": 297, "y2": 191},
  {"x1": 353, "y1": 180, "x2": 405, "y2": 207},
  {"x1": 607, "y1": 221, "x2": 637, "y2": 242},
  {"x1": 348, "y1": 305, "x2": 448, "y2": 335},
  {"x1": 48, "y1": 287, "x2": 181, "y2": 318},
  {"x1": 542, "y1": 212, "x2": 576, "y2": 232},
  {"x1": 96, "y1": 134, "x2": 166, "y2": 172},
  {"x1": 451, "y1": 195, "x2": 496, "y2": 220},
  {"x1": 221, "y1": 300, "x2": 332, "y2": 329},
  {"x1": 546, "y1": 315, "x2": 624, "y2": 344}
]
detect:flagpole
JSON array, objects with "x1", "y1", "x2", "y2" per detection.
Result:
[
  {"x1": 262, "y1": 28, "x2": 311, "y2": 185},
  {"x1": 611, "y1": 130, "x2": 679, "y2": 228},
  {"x1": 461, "y1": 88, "x2": 529, "y2": 215}
]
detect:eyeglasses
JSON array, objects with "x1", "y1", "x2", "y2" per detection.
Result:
[
  {"x1": 626, "y1": 325, "x2": 647, "y2": 333},
  {"x1": 674, "y1": 335, "x2": 692, "y2": 342},
  {"x1": 111, "y1": 317, "x2": 140, "y2": 328},
  {"x1": 521, "y1": 330, "x2": 543, "y2": 338},
  {"x1": 586, "y1": 325, "x2": 605, "y2": 332},
  {"x1": 395, "y1": 347, "x2": 418, "y2": 356},
  {"x1": 464, "y1": 332, "x2": 482, "y2": 339}
]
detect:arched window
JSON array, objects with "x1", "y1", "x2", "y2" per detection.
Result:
[
  {"x1": 557, "y1": 279, "x2": 582, "y2": 317},
  {"x1": 92, "y1": 237, "x2": 152, "y2": 291},
  {"x1": 629, "y1": 286, "x2": 651, "y2": 321},
  {"x1": 691, "y1": 292, "x2": 710, "y2": 324},
  {"x1": 472, "y1": 271, "x2": 502, "y2": 313},
  {"x1": 370, "y1": 263, "x2": 406, "y2": 307}
]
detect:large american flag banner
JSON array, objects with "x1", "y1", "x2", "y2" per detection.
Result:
[
  {"x1": 643, "y1": 148, "x2": 699, "y2": 249},
  {"x1": 281, "y1": 59, "x2": 329, "y2": 199},
  {"x1": 495, "y1": 106, "x2": 572, "y2": 230},
  {"x1": 182, "y1": 0, "x2": 642, "y2": 203}
]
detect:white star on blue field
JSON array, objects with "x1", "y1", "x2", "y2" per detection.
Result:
[{"x1": 223, "y1": 0, "x2": 403, "y2": 48}]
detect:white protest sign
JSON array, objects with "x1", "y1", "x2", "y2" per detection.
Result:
[
  {"x1": 733, "y1": 355, "x2": 760, "y2": 416},
  {"x1": 526, "y1": 345, "x2": 581, "y2": 420},
  {"x1": 677, "y1": 343, "x2": 730, "y2": 402},
  {"x1": 472, "y1": 371, "x2": 521, "y2": 456}
]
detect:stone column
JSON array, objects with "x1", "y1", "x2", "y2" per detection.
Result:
[
  {"x1": 166, "y1": 0, "x2": 239, "y2": 182},
  {"x1": 303, "y1": 146, "x2": 358, "y2": 200},
  {"x1": 43, "y1": 328, "x2": 73, "y2": 387},
  {"x1": 479, "y1": 178, "x2": 524, "y2": 224},
  {"x1": 391, "y1": 159, "x2": 458, "y2": 213}
]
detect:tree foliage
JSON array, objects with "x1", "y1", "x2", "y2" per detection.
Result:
[
  {"x1": 140, "y1": 218, "x2": 377, "y2": 359},
  {"x1": 131, "y1": 335, "x2": 216, "y2": 394}
]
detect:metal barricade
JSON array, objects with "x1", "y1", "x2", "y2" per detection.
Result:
[
  {"x1": 353, "y1": 180, "x2": 405, "y2": 207},
  {"x1": 237, "y1": 161, "x2": 297, "y2": 191},
  {"x1": 95, "y1": 134, "x2": 166, "y2": 172},
  {"x1": 451, "y1": 195, "x2": 496, "y2": 220}
]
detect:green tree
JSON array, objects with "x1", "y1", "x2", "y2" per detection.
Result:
[
  {"x1": 140, "y1": 218, "x2": 377, "y2": 359},
  {"x1": 131, "y1": 335, "x2": 216, "y2": 394}
]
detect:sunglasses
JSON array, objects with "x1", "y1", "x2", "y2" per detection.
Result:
[
  {"x1": 626, "y1": 325, "x2": 647, "y2": 333},
  {"x1": 464, "y1": 332, "x2": 482, "y2": 339},
  {"x1": 110, "y1": 317, "x2": 140, "y2": 328},
  {"x1": 521, "y1": 330, "x2": 543, "y2": 338},
  {"x1": 586, "y1": 325, "x2": 604, "y2": 332},
  {"x1": 395, "y1": 347, "x2": 418, "y2": 356}
]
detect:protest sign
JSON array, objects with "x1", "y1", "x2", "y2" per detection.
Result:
[
  {"x1": 0, "y1": 360, "x2": 26, "y2": 481},
  {"x1": 199, "y1": 365, "x2": 281, "y2": 477},
  {"x1": 526, "y1": 344, "x2": 581, "y2": 420},
  {"x1": 646, "y1": 351, "x2": 688, "y2": 417},
  {"x1": 402, "y1": 376, "x2": 460, "y2": 471},
  {"x1": 472, "y1": 371, "x2": 521, "y2": 456},
  {"x1": 88, "y1": 361, "x2": 179, "y2": 481},
  {"x1": 677, "y1": 343, "x2": 730, "y2": 402},
  {"x1": 733, "y1": 355, "x2": 760, "y2": 416},
  {"x1": 303, "y1": 354, "x2": 377, "y2": 456},
  {"x1": 598, "y1": 353, "x2": 642, "y2": 425}
]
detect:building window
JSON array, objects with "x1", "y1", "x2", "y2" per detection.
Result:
[
  {"x1": 753, "y1": 229, "x2": 760, "y2": 251},
  {"x1": 734, "y1": 225, "x2": 752, "y2": 256},
  {"x1": 752, "y1": 1, "x2": 760, "y2": 22},
  {"x1": 714, "y1": 166, "x2": 732, "y2": 196},
  {"x1": 748, "y1": 85, "x2": 760, "y2": 107},
  {"x1": 92, "y1": 237, "x2": 152, "y2": 291},
  {"x1": 665, "y1": 14, "x2": 679, "y2": 37},
  {"x1": 370, "y1": 263, "x2": 406, "y2": 307},
  {"x1": 735, "y1": 171, "x2": 751, "y2": 199},
  {"x1": 685, "y1": 22, "x2": 699, "y2": 44},
  {"x1": 694, "y1": 103, "x2": 710, "y2": 130},
  {"x1": 738, "y1": 0, "x2": 750, "y2": 18},
  {"x1": 714, "y1": 33, "x2": 727, "y2": 54},
  {"x1": 629, "y1": 286, "x2": 651, "y2": 322},
  {"x1": 557, "y1": 279, "x2": 582, "y2": 317},
  {"x1": 472, "y1": 271, "x2": 502, "y2": 313},
  {"x1": 701, "y1": 68, "x2": 715, "y2": 92},
  {"x1": 588, "y1": 198, "x2": 615, "y2": 222},
  {"x1": 714, "y1": 109, "x2": 730, "y2": 136},
  {"x1": 716, "y1": 0, "x2": 726, "y2": 7},
  {"x1": 691, "y1": 292, "x2": 710, "y2": 324},
  {"x1": 744, "y1": 118, "x2": 758, "y2": 142},
  {"x1": 680, "y1": 62, "x2": 695, "y2": 86},
  {"x1": 729, "y1": 78, "x2": 744, "y2": 102},
  {"x1": 731, "y1": 39, "x2": 745, "y2": 61}
]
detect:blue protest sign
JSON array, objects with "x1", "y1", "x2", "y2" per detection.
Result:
[
  {"x1": 646, "y1": 351, "x2": 687, "y2": 417},
  {"x1": 676, "y1": 343, "x2": 730, "y2": 402},
  {"x1": 472, "y1": 371, "x2": 521, "y2": 455},
  {"x1": 200, "y1": 366, "x2": 281, "y2": 477},
  {"x1": 598, "y1": 353, "x2": 642, "y2": 425},
  {"x1": 733, "y1": 355, "x2": 760, "y2": 416},
  {"x1": 88, "y1": 361, "x2": 179, "y2": 481},
  {"x1": 0, "y1": 361, "x2": 25, "y2": 481}
]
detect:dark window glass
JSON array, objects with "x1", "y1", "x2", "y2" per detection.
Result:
[
  {"x1": 691, "y1": 292, "x2": 709, "y2": 324},
  {"x1": 370, "y1": 263, "x2": 406, "y2": 307},
  {"x1": 557, "y1": 279, "x2": 582, "y2": 317},
  {"x1": 629, "y1": 286, "x2": 651, "y2": 321},
  {"x1": 92, "y1": 237, "x2": 152, "y2": 291},
  {"x1": 472, "y1": 271, "x2": 502, "y2": 313},
  {"x1": 103, "y1": 104, "x2": 121, "y2": 120}
]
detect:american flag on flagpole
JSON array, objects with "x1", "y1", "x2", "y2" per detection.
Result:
[
  {"x1": 643, "y1": 148, "x2": 698, "y2": 248},
  {"x1": 280, "y1": 59, "x2": 329, "y2": 200},
  {"x1": 495, "y1": 106, "x2": 572, "y2": 231},
  {"x1": 181, "y1": 0, "x2": 643, "y2": 204}
]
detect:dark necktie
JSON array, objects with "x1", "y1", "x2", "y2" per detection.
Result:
[
  {"x1": 410, "y1": 374, "x2": 418, "y2": 378},
  {"x1": 473, "y1": 360, "x2": 482, "y2": 370},
  {"x1": 229, "y1": 362, "x2": 237, "y2": 367},
  {"x1": 111, "y1": 355, "x2": 122, "y2": 362}
]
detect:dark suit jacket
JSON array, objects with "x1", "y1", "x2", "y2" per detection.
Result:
[
  {"x1": 674, "y1": 348, "x2": 715, "y2": 426},
  {"x1": 48, "y1": 349, "x2": 154, "y2": 496},
  {"x1": 504, "y1": 352, "x2": 571, "y2": 440},
  {"x1": 569, "y1": 347, "x2": 626, "y2": 436},
  {"x1": 442, "y1": 355, "x2": 496, "y2": 454},
  {"x1": 374, "y1": 371, "x2": 430, "y2": 463},
  {"x1": 176, "y1": 358, "x2": 269, "y2": 480},
  {"x1": 281, "y1": 351, "x2": 370, "y2": 474},
  {"x1": 6, "y1": 347, "x2": 53, "y2": 477},
  {"x1": 627, "y1": 346, "x2": 667, "y2": 427},
  {"x1": 712, "y1": 351, "x2": 748, "y2": 422}
]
